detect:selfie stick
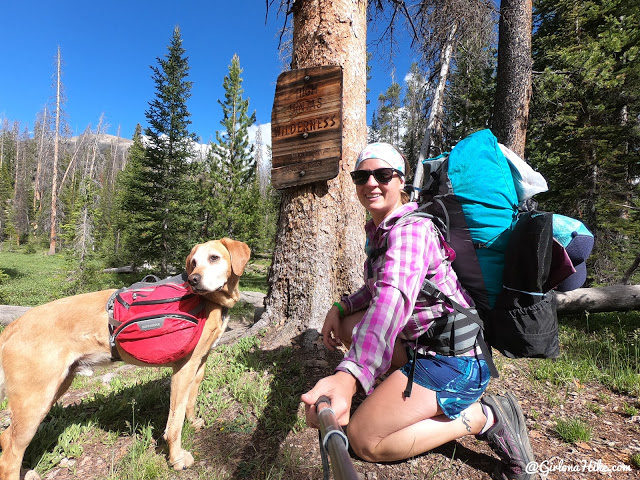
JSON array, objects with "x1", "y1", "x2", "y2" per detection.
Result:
[{"x1": 315, "y1": 396, "x2": 359, "y2": 480}]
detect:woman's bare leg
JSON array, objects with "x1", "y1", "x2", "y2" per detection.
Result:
[{"x1": 347, "y1": 369, "x2": 486, "y2": 462}]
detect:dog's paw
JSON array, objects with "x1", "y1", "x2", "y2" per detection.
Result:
[
  {"x1": 170, "y1": 450, "x2": 194, "y2": 470},
  {"x1": 24, "y1": 469, "x2": 42, "y2": 480},
  {"x1": 75, "y1": 366, "x2": 94, "y2": 376},
  {"x1": 190, "y1": 417, "x2": 205, "y2": 430}
]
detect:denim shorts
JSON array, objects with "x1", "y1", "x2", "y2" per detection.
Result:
[{"x1": 399, "y1": 352, "x2": 490, "y2": 419}]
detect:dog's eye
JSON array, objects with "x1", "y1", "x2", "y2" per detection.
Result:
[
  {"x1": 191, "y1": 258, "x2": 197, "y2": 269},
  {"x1": 209, "y1": 254, "x2": 220, "y2": 263}
]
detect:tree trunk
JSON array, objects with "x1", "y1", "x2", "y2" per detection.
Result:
[
  {"x1": 12, "y1": 129, "x2": 22, "y2": 247},
  {"x1": 49, "y1": 46, "x2": 62, "y2": 255},
  {"x1": 13, "y1": 124, "x2": 20, "y2": 188},
  {"x1": 412, "y1": 21, "x2": 457, "y2": 197},
  {"x1": 252, "y1": 0, "x2": 368, "y2": 347},
  {"x1": 109, "y1": 126, "x2": 121, "y2": 190},
  {"x1": 492, "y1": 0, "x2": 532, "y2": 157}
]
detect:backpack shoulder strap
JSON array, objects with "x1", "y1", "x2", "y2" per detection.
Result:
[
  {"x1": 366, "y1": 209, "x2": 434, "y2": 279},
  {"x1": 420, "y1": 279, "x2": 499, "y2": 378}
]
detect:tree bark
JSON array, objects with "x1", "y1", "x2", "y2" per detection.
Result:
[
  {"x1": 253, "y1": 0, "x2": 368, "y2": 347},
  {"x1": 492, "y1": 0, "x2": 532, "y2": 157},
  {"x1": 33, "y1": 107, "x2": 47, "y2": 212}
]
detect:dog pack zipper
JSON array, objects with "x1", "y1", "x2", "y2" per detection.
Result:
[
  {"x1": 113, "y1": 313, "x2": 199, "y2": 338},
  {"x1": 115, "y1": 285, "x2": 195, "y2": 309}
]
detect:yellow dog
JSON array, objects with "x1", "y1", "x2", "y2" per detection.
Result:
[{"x1": 0, "y1": 238, "x2": 250, "y2": 480}]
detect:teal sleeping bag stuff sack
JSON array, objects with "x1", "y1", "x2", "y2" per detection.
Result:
[{"x1": 419, "y1": 129, "x2": 518, "y2": 313}]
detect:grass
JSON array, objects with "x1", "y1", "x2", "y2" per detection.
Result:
[
  {"x1": 13, "y1": 334, "x2": 304, "y2": 479},
  {"x1": 3, "y1": 251, "x2": 640, "y2": 476},
  {"x1": 22, "y1": 366, "x2": 173, "y2": 473},
  {"x1": 622, "y1": 402, "x2": 639, "y2": 416},
  {"x1": 102, "y1": 424, "x2": 170, "y2": 480},
  {"x1": 0, "y1": 250, "x2": 142, "y2": 306},
  {"x1": 528, "y1": 311, "x2": 640, "y2": 396},
  {"x1": 0, "y1": 250, "x2": 69, "y2": 305},
  {"x1": 553, "y1": 417, "x2": 593, "y2": 443},
  {"x1": 586, "y1": 401, "x2": 604, "y2": 415},
  {"x1": 0, "y1": 249, "x2": 270, "y2": 306}
]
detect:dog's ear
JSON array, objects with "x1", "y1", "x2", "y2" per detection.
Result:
[
  {"x1": 185, "y1": 244, "x2": 199, "y2": 274},
  {"x1": 220, "y1": 238, "x2": 251, "y2": 276}
]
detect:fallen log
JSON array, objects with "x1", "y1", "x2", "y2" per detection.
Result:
[
  {"x1": 1, "y1": 287, "x2": 637, "y2": 326},
  {"x1": 102, "y1": 266, "x2": 135, "y2": 273},
  {"x1": 555, "y1": 285, "x2": 640, "y2": 314},
  {"x1": 0, "y1": 305, "x2": 30, "y2": 325},
  {"x1": 0, "y1": 291, "x2": 267, "y2": 326}
]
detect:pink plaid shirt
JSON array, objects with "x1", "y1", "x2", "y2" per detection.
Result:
[{"x1": 337, "y1": 202, "x2": 474, "y2": 394}]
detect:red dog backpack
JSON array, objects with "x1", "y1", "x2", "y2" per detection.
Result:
[{"x1": 106, "y1": 273, "x2": 208, "y2": 364}]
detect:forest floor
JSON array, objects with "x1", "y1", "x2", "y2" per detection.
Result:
[{"x1": 9, "y1": 312, "x2": 640, "y2": 480}]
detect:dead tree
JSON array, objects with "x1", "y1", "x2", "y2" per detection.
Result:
[{"x1": 49, "y1": 46, "x2": 63, "y2": 255}]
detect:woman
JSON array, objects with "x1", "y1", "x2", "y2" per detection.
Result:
[{"x1": 301, "y1": 142, "x2": 535, "y2": 480}]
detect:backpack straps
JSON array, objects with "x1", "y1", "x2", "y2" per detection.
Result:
[
  {"x1": 366, "y1": 246, "x2": 388, "y2": 279},
  {"x1": 420, "y1": 279, "x2": 499, "y2": 378},
  {"x1": 366, "y1": 210, "x2": 500, "y2": 398}
]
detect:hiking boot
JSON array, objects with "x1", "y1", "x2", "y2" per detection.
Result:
[{"x1": 478, "y1": 392, "x2": 536, "y2": 480}]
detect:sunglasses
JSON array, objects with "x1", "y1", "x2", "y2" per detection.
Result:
[{"x1": 350, "y1": 167, "x2": 403, "y2": 185}]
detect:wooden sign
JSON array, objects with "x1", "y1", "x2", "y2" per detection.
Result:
[{"x1": 271, "y1": 66, "x2": 343, "y2": 189}]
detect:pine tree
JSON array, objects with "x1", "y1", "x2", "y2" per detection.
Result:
[
  {"x1": 206, "y1": 54, "x2": 257, "y2": 244},
  {"x1": 119, "y1": 27, "x2": 200, "y2": 276},
  {"x1": 444, "y1": 34, "x2": 496, "y2": 144},
  {"x1": 402, "y1": 63, "x2": 428, "y2": 173},
  {"x1": 375, "y1": 81, "x2": 402, "y2": 146},
  {"x1": 529, "y1": 0, "x2": 640, "y2": 283},
  {"x1": 368, "y1": 109, "x2": 381, "y2": 143},
  {"x1": 114, "y1": 125, "x2": 146, "y2": 265}
]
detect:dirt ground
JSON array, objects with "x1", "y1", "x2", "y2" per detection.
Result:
[{"x1": 18, "y1": 317, "x2": 640, "y2": 480}]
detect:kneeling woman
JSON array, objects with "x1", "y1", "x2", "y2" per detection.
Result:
[{"x1": 302, "y1": 142, "x2": 535, "y2": 480}]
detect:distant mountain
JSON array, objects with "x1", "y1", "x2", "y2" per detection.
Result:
[
  {"x1": 67, "y1": 131, "x2": 267, "y2": 164},
  {"x1": 68, "y1": 133, "x2": 134, "y2": 156}
]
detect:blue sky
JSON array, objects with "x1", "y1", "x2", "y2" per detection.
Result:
[{"x1": 0, "y1": 1, "x2": 416, "y2": 145}]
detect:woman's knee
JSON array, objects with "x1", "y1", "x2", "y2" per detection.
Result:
[{"x1": 346, "y1": 416, "x2": 380, "y2": 462}]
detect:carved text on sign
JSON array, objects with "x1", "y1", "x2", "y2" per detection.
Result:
[
  {"x1": 287, "y1": 97, "x2": 323, "y2": 116},
  {"x1": 271, "y1": 66, "x2": 342, "y2": 189},
  {"x1": 272, "y1": 114, "x2": 337, "y2": 138}
]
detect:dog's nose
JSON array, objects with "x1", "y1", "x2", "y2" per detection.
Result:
[{"x1": 188, "y1": 274, "x2": 201, "y2": 287}]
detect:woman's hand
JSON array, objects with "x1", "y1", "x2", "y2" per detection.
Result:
[
  {"x1": 321, "y1": 304, "x2": 344, "y2": 350},
  {"x1": 300, "y1": 371, "x2": 358, "y2": 427}
]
